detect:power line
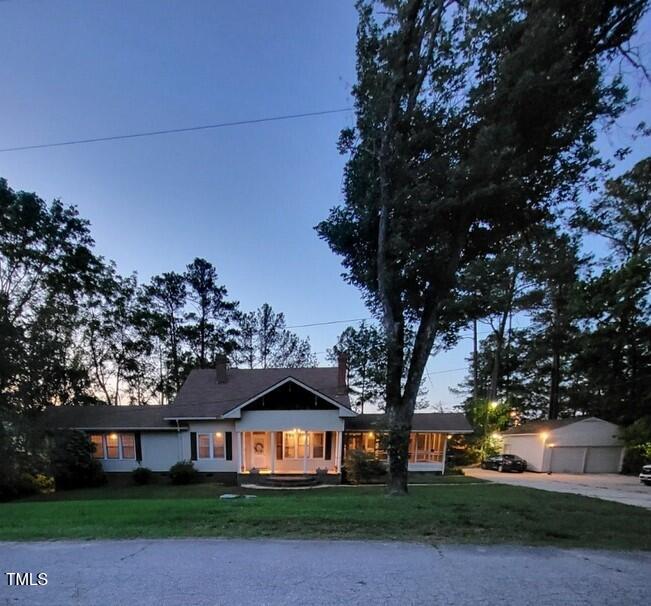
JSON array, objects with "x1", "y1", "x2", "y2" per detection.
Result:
[
  {"x1": 287, "y1": 317, "x2": 372, "y2": 329},
  {"x1": 0, "y1": 107, "x2": 353, "y2": 153}
]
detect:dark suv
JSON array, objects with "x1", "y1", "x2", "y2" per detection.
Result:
[{"x1": 481, "y1": 454, "x2": 527, "y2": 473}]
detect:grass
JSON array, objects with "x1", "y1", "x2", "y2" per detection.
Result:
[{"x1": 2, "y1": 479, "x2": 650, "y2": 550}]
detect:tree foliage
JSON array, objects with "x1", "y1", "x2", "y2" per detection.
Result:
[{"x1": 317, "y1": 0, "x2": 646, "y2": 493}]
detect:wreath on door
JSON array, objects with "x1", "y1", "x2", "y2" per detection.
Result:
[{"x1": 254, "y1": 442, "x2": 264, "y2": 454}]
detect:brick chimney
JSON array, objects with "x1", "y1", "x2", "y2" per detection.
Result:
[
  {"x1": 215, "y1": 354, "x2": 228, "y2": 384},
  {"x1": 336, "y1": 352, "x2": 348, "y2": 395}
]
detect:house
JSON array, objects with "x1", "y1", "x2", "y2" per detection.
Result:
[
  {"x1": 500, "y1": 417, "x2": 625, "y2": 473},
  {"x1": 44, "y1": 356, "x2": 472, "y2": 484}
]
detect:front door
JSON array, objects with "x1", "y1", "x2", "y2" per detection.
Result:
[{"x1": 251, "y1": 432, "x2": 268, "y2": 470}]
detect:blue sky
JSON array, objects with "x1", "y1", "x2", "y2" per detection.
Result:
[{"x1": 1, "y1": 1, "x2": 648, "y2": 410}]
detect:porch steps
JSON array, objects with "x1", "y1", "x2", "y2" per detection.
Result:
[{"x1": 251, "y1": 474, "x2": 319, "y2": 488}]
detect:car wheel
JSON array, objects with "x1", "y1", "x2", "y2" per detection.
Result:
[
  {"x1": 498, "y1": 464, "x2": 504, "y2": 473},
  {"x1": 644, "y1": 481, "x2": 651, "y2": 487}
]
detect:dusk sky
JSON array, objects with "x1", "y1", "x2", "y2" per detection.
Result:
[{"x1": 2, "y1": 1, "x2": 649, "y2": 410}]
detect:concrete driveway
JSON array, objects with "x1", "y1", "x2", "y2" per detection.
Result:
[
  {"x1": 1, "y1": 539, "x2": 649, "y2": 606},
  {"x1": 464, "y1": 468, "x2": 651, "y2": 509}
]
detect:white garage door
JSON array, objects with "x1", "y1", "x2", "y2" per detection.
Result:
[
  {"x1": 550, "y1": 447, "x2": 586, "y2": 473},
  {"x1": 584, "y1": 447, "x2": 622, "y2": 473}
]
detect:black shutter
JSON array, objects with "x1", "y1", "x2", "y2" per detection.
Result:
[
  {"x1": 135, "y1": 431, "x2": 142, "y2": 462},
  {"x1": 276, "y1": 431, "x2": 283, "y2": 460},
  {"x1": 225, "y1": 432, "x2": 233, "y2": 460},
  {"x1": 325, "y1": 431, "x2": 333, "y2": 460},
  {"x1": 190, "y1": 432, "x2": 197, "y2": 461}
]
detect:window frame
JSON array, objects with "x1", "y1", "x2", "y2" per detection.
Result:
[
  {"x1": 311, "y1": 432, "x2": 325, "y2": 459},
  {"x1": 197, "y1": 432, "x2": 227, "y2": 460},
  {"x1": 120, "y1": 433, "x2": 136, "y2": 460}
]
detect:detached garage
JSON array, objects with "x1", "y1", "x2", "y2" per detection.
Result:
[{"x1": 500, "y1": 417, "x2": 624, "y2": 474}]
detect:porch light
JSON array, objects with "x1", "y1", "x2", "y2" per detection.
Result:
[
  {"x1": 540, "y1": 432, "x2": 548, "y2": 442},
  {"x1": 215, "y1": 432, "x2": 222, "y2": 437},
  {"x1": 109, "y1": 433, "x2": 118, "y2": 440},
  {"x1": 446, "y1": 434, "x2": 452, "y2": 440},
  {"x1": 368, "y1": 431, "x2": 374, "y2": 437}
]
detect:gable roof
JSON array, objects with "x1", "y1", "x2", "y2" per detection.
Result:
[
  {"x1": 345, "y1": 412, "x2": 472, "y2": 433},
  {"x1": 164, "y1": 367, "x2": 352, "y2": 419},
  {"x1": 500, "y1": 417, "x2": 598, "y2": 436}
]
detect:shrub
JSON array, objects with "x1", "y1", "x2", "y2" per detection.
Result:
[
  {"x1": 169, "y1": 460, "x2": 199, "y2": 485},
  {"x1": 343, "y1": 449, "x2": 387, "y2": 484},
  {"x1": 49, "y1": 430, "x2": 106, "y2": 490},
  {"x1": 132, "y1": 466, "x2": 153, "y2": 485}
]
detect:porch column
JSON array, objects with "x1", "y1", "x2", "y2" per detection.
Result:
[
  {"x1": 303, "y1": 431, "x2": 308, "y2": 474},
  {"x1": 270, "y1": 431, "x2": 276, "y2": 474},
  {"x1": 442, "y1": 434, "x2": 448, "y2": 475},
  {"x1": 240, "y1": 431, "x2": 246, "y2": 472},
  {"x1": 235, "y1": 431, "x2": 241, "y2": 473},
  {"x1": 335, "y1": 430, "x2": 343, "y2": 473}
]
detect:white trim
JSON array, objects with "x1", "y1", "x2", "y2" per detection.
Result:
[
  {"x1": 163, "y1": 416, "x2": 219, "y2": 421},
  {"x1": 77, "y1": 426, "x2": 184, "y2": 431},
  {"x1": 221, "y1": 377, "x2": 357, "y2": 419}
]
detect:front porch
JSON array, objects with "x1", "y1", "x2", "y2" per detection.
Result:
[{"x1": 236, "y1": 429, "x2": 343, "y2": 477}]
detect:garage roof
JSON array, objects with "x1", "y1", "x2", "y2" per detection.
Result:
[{"x1": 501, "y1": 417, "x2": 588, "y2": 436}]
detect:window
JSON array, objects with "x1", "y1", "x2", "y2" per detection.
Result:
[
  {"x1": 197, "y1": 432, "x2": 226, "y2": 459},
  {"x1": 90, "y1": 434, "x2": 104, "y2": 459},
  {"x1": 120, "y1": 434, "x2": 136, "y2": 459},
  {"x1": 106, "y1": 433, "x2": 119, "y2": 459},
  {"x1": 312, "y1": 432, "x2": 324, "y2": 458},
  {"x1": 213, "y1": 432, "x2": 225, "y2": 459},
  {"x1": 282, "y1": 431, "x2": 311, "y2": 459},
  {"x1": 364, "y1": 432, "x2": 376, "y2": 454},
  {"x1": 198, "y1": 434, "x2": 211, "y2": 458},
  {"x1": 284, "y1": 431, "x2": 296, "y2": 458}
]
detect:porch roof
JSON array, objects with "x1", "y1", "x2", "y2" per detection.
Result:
[{"x1": 344, "y1": 413, "x2": 472, "y2": 433}]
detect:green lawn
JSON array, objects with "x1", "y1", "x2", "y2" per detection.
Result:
[{"x1": 2, "y1": 479, "x2": 650, "y2": 550}]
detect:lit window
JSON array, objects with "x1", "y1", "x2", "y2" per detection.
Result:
[
  {"x1": 106, "y1": 433, "x2": 119, "y2": 459},
  {"x1": 297, "y1": 432, "x2": 306, "y2": 458},
  {"x1": 213, "y1": 432, "x2": 225, "y2": 459},
  {"x1": 312, "y1": 432, "x2": 324, "y2": 458},
  {"x1": 121, "y1": 434, "x2": 136, "y2": 459},
  {"x1": 90, "y1": 434, "x2": 104, "y2": 459},
  {"x1": 284, "y1": 431, "x2": 296, "y2": 458},
  {"x1": 198, "y1": 434, "x2": 210, "y2": 458}
]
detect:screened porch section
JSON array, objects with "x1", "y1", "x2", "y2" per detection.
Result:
[
  {"x1": 238, "y1": 430, "x2": 341, "y2": 475},
  {"x1": 344, "y1": 431, "x2": 447, "y2": 465}
]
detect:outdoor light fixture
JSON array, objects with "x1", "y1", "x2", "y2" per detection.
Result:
[
  {"x1": 491, "y1": 432, "x2": 501, "y2": 440},
  {"x1": 540, "y1": 431, "x2": 548, "y2": 442},
  {"x1": 446, "y1": 434, "x2": 452, "y2": 440},
  {"x1": 489, "y1": 400, "x2": 499, "y2": 409}
]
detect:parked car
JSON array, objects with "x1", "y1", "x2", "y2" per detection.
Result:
[
  {"x1": 640, "y1": 464, "x2": 651, "y2": 486},
  {"x1": 481, "y1": 454, "x2": 527, "y2": 473}
]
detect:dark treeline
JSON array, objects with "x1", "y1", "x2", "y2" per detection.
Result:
[
  {"x1": 0, "y1": 177, "x2": 317, "y2": 416},
  {"x1": 456, "y1": 157, "x2": 650, "y2": 437}
]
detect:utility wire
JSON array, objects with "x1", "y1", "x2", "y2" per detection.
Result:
[
  {"x1": 287, "y1": 317, "x2": 372, "y2": 329},
  {"x1": 0, "y1": 107, "x2": 353, "y2": 153}
]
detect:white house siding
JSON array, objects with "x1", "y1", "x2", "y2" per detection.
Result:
[
  {"x1": 549, "y1": 418, "x2": 621, "y2": 448},
  {"x1": 235, "y1": 410, "x2": 345, "y2": 432},
  {"x1": 503, "y1": 435, "x2": 545, "y2": 471},
  {"x1": 140, "y1": 432, "x2": 185, "y2": 472},
  {"x1": 100, "y1": 457, "x2": 141, "y2": 473}
]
